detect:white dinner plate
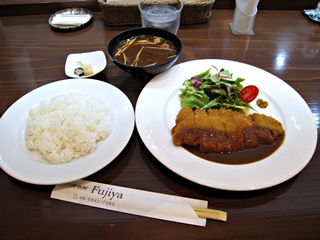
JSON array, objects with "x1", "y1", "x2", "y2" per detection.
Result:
[
  {"x1": 135, "y1": 59, "x2": 318, "y2": 191},
  {"x1": 0, "y1": 79, "x2": 134, "y2": 185}
]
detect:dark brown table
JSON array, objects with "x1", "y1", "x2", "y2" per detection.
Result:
[{"x1": 1, "y1": 8, "x2": 320, "y2": 239}]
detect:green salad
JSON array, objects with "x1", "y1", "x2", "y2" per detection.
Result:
[{"x1": 179, "y1": 66, "x2": 257, "y2": 112}]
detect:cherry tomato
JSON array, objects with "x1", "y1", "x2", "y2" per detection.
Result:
[{"x1": 239, "y1": 85, "x2": 259, "y2": 103}]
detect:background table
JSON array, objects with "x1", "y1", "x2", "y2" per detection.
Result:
[{"x1": 1, "y1": 7, "x2": 320, "y2": 239}]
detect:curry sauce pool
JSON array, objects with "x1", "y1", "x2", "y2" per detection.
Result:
[{"x1": 183, "y1": 134, "x2": 285, "y2": 165}]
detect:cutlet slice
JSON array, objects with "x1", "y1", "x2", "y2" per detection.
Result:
[
  {"x1": 171, "y1": 108, "x2": 197, "y2": 146},
  {"x1": 219, "y1": 109, "x2": 246, "y2": 152},
  {"x1": 194, "y1": 109, "x2": 221, "y2": 153},
  {"x1": 175, "y1": 107, "x2": 194, "y2": 125},
  {"x1": 235, "y1": 113, "x2": 260, "y2": 149},
  {"x1": 250, "y1": 113, "x2": 274, "y2": 144},
  {"x1": 261, "y1": 114, "x2": 284, "y2": 139},
  {"x1": 207, "y1": 109, "x2": 232, "y2": 153}
]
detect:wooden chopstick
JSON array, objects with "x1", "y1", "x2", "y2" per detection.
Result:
[{"x1": 192, "y1": 206, "x2": 227, "y2": 222}]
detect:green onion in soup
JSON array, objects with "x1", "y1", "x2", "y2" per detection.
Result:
[{"x1": 113, "y1": 36, "x2": 177, "y2": 67}]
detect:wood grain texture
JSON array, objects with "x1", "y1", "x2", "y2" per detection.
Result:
[
  {"x1": 0, "y1": 9, "x2": 320, "y2": 240},
  {"x1": 0, "y1": 0, "x2": 319, "y2": 16}
]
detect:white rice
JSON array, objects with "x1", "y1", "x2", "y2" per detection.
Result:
[{"x1": 25, "y1": 93, "x2": 111, "y2": 164}]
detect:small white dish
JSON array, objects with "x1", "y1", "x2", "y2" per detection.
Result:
[{"x1": 65, "y1": 50, "x2": 107, "y2": 78}]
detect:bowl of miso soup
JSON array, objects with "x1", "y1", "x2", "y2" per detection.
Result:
[{"x1": 107, "y1": 28, "x2": 182, "y2": 80}]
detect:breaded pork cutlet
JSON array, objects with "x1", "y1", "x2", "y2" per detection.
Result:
[
  {"x1": 218, "y1": 109, "x2": 246, "y2": 152},
  {"x1": 233, "y1": 112, "x2": 260, "y2": 149},
  {"x1": 171, "y1": 108, "x2": 284, "y2": 153},
  {"x1": 258, "y1": 113, "x2": 284, "y2": 139},
  {"x1": 250, "y1": 113, "x2": 275, "y2": 144},
  {"x1": 196, "y1": 109, "x2": 231, "y2": 153},
  {"x1": 207, "y1": 109, "x2": 232, "y2": 153},
  {"x1": 171, "y1": 108, "x2": 196, "y2": 146}
]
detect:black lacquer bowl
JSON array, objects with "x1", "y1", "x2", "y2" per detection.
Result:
[{"x1": 107, "y1": 27, "x2": 182, "y2": 81}]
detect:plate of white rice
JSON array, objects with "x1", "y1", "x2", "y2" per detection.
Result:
[{"x1": 0, "y1": 79, "x2": 134, "y2": 185}]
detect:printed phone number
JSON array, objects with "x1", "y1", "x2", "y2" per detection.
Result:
[{"x1": 77, "y1": 195, "x2": 115, "y2": 206}]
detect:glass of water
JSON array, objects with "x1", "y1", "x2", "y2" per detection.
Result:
[{"x1": 138, "y1": 0, "x2": 183, "y2": 34}]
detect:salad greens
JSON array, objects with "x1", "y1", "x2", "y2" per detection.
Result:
[{"x1": 179, "y1": 66, "x2": 254, "y2": 111}]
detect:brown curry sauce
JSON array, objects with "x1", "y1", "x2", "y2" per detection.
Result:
[{"x1": 183, "y1": 134, "x2": 285, "y2": 165}]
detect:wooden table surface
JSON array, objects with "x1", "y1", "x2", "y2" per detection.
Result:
[{"x1": 1, "y1": 9, "x2": 320, "y2": 239}]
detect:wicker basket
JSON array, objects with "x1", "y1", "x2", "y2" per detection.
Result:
[{"x1": 97, "y1": 0, "x2": 215, "y2": 26}]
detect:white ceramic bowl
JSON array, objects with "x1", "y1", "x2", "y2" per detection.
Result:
[{"x1": 65, "y1": 50, "x2": 107, "y2": 78}]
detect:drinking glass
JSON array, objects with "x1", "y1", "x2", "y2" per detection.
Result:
[{"x1": 138, "y1": 0, "x2": 183, "y2": 34}]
